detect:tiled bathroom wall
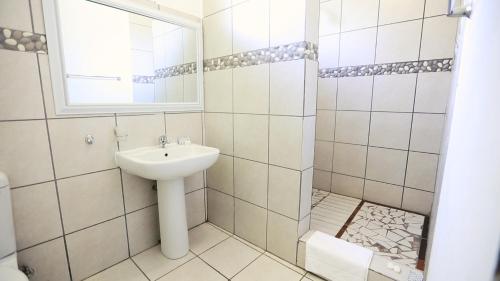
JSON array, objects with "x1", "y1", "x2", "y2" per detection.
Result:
[
  {"x1": 313, "y1": 0, "x2": 457, "y2": 215},
  {"x1": 0, "y1": 1, "x2": 206, "y2": 280},
  {"x1": 202, "y1": 0, "x2": 319, "y2": 265}
]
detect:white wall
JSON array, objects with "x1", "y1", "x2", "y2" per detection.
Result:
[{"x1": 426, "y1": 0, "x2": 500, "y2": 280}]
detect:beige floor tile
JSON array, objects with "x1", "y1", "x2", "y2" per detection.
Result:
[
  {"x1": 232, "y1": 255, "x2": 303, "y2": 281},
  {"x1": 199, "y1": 237, "x2": 261, "y2": 278},
  {"x1": 85, "y1": 259, "x2": 147, "y2": 281},
  {"x1": 132, "y1": 245, "x2": 195, "y2": 280},
  {"x1": 188, "y1": 223, "x2": 230, "y2": 255},
  {"x1": 304, "y1": 272, "x2": 327, "y2": 281},
  {"x1": 264, "y1": 252, "x2": 306, "y2": 275},
  {"x1": 157, "y1": 258, "x2": 227, "y2": 281}
]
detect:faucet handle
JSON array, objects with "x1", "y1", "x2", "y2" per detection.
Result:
[{"x1": 177, "y1": 136, "x2": 191, "y2": 145}]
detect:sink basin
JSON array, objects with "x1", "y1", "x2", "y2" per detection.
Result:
[
  {"x1": 116, "y1": 144, "x2": 219, "y2": 259},
  {"x1": 116, "y1": 144, "x2": 219, "y2": 180}
]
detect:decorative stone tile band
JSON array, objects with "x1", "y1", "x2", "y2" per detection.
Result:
[
  {"x1": 203, "y1": 41, "x2": 318, "y2": 72},
  {"x1": 155, "y1": 62, "x2": 197, "y2": 78},
  {"x1": 132, "y1": 75, "x2": 155, "y2": 84},
  {"x1": 0, "y1": 27, "x2": 47, "y2": 53},
  {"x1": 318, "y1": 58, "x2": 453, "y2": 78}
]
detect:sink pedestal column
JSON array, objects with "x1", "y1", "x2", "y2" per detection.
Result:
[{"x1": 157, "y1": 178, "x2": 189, "y2": 259}]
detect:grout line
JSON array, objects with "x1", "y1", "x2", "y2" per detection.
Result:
[
  {"x1": 34, "y1": 52, "x2": 74, "y2": 280},
  {"x1": 130, "y1": 258, "x2": 152, "y2": 281}
]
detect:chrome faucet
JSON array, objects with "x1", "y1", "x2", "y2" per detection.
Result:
[{"x1": 159, "y1": 135, "x2": 168, "y2": 148}]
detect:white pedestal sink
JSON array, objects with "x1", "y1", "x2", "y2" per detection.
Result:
[{"x1": 116, "y1": 144, "x2": 219, "y2": 259}]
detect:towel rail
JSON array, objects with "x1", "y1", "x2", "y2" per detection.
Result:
[{"x1": 66, "y1": 74, "x2": 121, "y2": 81}]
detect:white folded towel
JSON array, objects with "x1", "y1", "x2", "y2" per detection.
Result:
[{"x1": 305, "y1": 231, "x2": 373, "y2": 281}]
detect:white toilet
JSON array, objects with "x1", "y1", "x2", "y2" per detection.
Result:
[{"x1": 0, "y1": 172, "x2": 29, "y2": 281}]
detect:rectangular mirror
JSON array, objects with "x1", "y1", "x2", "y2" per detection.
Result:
[{"x1": 43, "y1": 0, "x2": 203, "y2": 114}]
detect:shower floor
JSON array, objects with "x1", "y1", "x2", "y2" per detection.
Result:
[{"x1": 310, "y1": 189, "x2": 428, "y2": 270}]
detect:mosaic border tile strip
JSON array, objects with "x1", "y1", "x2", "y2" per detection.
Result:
[
  {"x1": 0, "y1": 27, "x2": 47, "y2": 53},
  {"x1": 132, "y1": 75, "x2": 155, "y2": 84},
  {"x1": 203, "y1": 41, "x2": 318, "y2": 72},
  {"x1": 318, "y1": 58, "x2": 453, "y2": 78},
  {"x1": 155, "y1": 62, "x2": 197, "y2": 78}
]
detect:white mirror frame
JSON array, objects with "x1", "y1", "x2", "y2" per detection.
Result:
[{"x1": 42, "y1": 0, "x2": 204, "y2": 115}]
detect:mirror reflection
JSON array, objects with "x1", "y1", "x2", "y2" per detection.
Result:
[{"x1": 58, "y1": 0, "x2": 198, "y2": 104}]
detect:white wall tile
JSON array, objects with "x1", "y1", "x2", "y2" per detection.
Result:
[
  {"x1": 319, "y1": 0, "x2": 341, "y2": 36},
  {"x1": 410, "y1": 113, "x2": 445, "y2": 153},
  {"x1": 313, "y1": 169, "x2": 332, "y2": 191},
  {"x1": 379, "y1": 0, "x2": 425, "y2": 25},
  {"x1": 0, "y1": 0, "x2": 32, "y2": 31},
  {"x1": 335, "y1": 111, "x2": 370, "y2": 145},
  {"x1": 337, "y1": 76, "x2": 373, "y2": 111},
  {"x1": 0, "y1": 120, "x2": 53, "y2": 188},
  {"x1": 235, "y1": 199, "x2": 267, "y2": 249},
  {"x1": 341, "y1": 0, "x2": 379, "y2": 31},
  {"x1": 314, "y1": 141, "x2": 334, "y2": 171},
  {"x1": 186, "y1": 189, "x2": 206, "y2": 228},
  {"x1": 331, "y1": 173, "x2": 364, "y2": 198},
  {"x1": 420, "y1": 16, "x2": 458, "y2": 60},
  {"x1": 405, "y1": 152, "x2": 438, "y2": 192},
  {"x1": 234, "y1": 114, "x2": 269, "y2": 163},
  {"x1": 270, "y1": 60, "x2": 305, "y2": 116},
  {"x1": 319, "y1": 34, "x2": 340, "y2": 68},
  {"x1": 402, "y1": 188, "x2": 433, "y2": 214},
  {"x1": 364, "y1": 180, "x2": 403, "y2": 208},
  {"x1": 414, "y1": 71, "x2": 452, "y2": 113},
  {"x1": 207, "y1": 188, "x2": 234, "y2": 233},
  {"x1": 30, "y1": 0, "x2": 46, "y2": 34},
  {"x1": 268, "y1": 166, "x2": 301, "y2": 219},
  {"x1": 48, "y1": 117, "x2": 117, "y2": 178},
  {"x1": 270, "y1": 0, "x2": 305, "y2": 46},
  {"x1": 0, "y1": 51, "x2": 45, "y2": 120},
  {"x1": 166, "y1": 113, "x2": 203, "y2": 144},
  {"x1": 317, "y1": 78, "x2": 337, "y2": 110},
  {"x1": 369, "y1": 112, "x2": 412, "y2": 149},
  {"x1": 207, "y1": 154, "x2": 234, "y2": 195},
  {"x1": 305, "y1": 60, "x2": 319, "y2": 116},
  {"x1": 301, "y1": 116, "x2": 316, "y2": 169},
  {"x1": 205, "y1": 113, "x2": 234, "y2": 155},
  {"x1": 122, "y1": 172, "x2": 157, "y2": 213},
  {"x1": 332, "y1": 143, "x2": 367, "y2": 177},
  {"x1": 205, "y1": 69, "x2": 233, "y2": 113},
  {"x1": 12, "y1": 182, "x2": 63, "y2": 249},
  {"x1": 204, "y1": 9, "x2": 232, "y2": 58},
  {"x1": 183, "y1": 74, "x2": 198, "y2": 103},
  {"x1": 233, "y1": 0, "x2": 269, "y2": 53},
  {"x1": 204, "y1": 0, "x2": 231, "y2": 16},
  {"x1": 300, "y1": 168, "x2": 313, "y2": 218},
  {"x1": 424, "y1": 0, "x2": 448, "y2": 17},
  {"x1": 66, "y1": 217, "x2": 128, "y2": 281},
  {"x1": 269, "y1": 116, "x2": 303, "y2": 170},
  {"x1": 339, "y1": 28, "x2": 377, "y2": 66},
  {"x1": 126, "y1": 205, "x2": 160, "y2": 255},
  {"x1": 234, "y1": 64, "x2": 269, "y2": 114},
  {"x1": 366, "y1": 147, "x2": 408, "y2": 185},
  {"x1": 117, "y1": 114, "x2": 165, "y2": 151},
  {"x1": 372, "y1": 74, "x2": 416, "y2": 112},
  {"x1": 375, "y1": 20, "x2": 422, "y2": 64},
  {"x1": 305, "y1": 0, "x2": 320, "y2": 45},
  {"x1": 315, "y1": 110, "x2": 335, "y2": 141},
  {"x1": 17, "y1": 238, "x2": 71, "y2": 281},
  {"x1": 57, "y1": 169, "x2": 124, "y2": 233},
  {"x1": 185, "y1": 172, "x2": 204, "y2": 193},
  {"x1": 165, "y1": 76, "x2": 184, "y2": 103},
  {"x1": 234, "y1": 158, "x2": 268, "y2": 208},
  {"x1": 266, "y1": 212, "x2": 298, "y2": 264}
]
